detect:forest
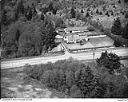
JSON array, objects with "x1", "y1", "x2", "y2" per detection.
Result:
[
  {"x1": 1, "y1": 0, "x2": 63, "y2": 58},
  {"x1": 23, "y1": 52, "x2": 128, "y2": 98}
]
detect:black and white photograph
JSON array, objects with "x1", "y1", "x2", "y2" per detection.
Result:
[{"x1": 1, "y1": 0, "x2": 128, "y2": 101}]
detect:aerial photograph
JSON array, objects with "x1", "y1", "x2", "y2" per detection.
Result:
[{"x1": 1, "y1": 0, "x2": 128, "y2": 99}]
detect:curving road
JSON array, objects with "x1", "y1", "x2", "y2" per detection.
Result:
[{"x1": 1, "y1": 47, "x2": 128, "y2": 69}]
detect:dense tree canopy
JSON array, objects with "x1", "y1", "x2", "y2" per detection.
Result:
[
  {"x1": 97, "y1": 51, "x2": 121, "y2": 74},
  {"x1": 24, "y1": 59, "x2": 106, "y2": 98},
  {"x1": 2, "y1": 16, "x2": 57, "y2": 58},
  {"x1": 23, "y1": 58, "x2": 128, "y2": 98}
]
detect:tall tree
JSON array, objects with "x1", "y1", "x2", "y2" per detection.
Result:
[
  {"x1": 16, "y1": 0, "x2": 25, "y2": 15},
  {"x1": 86, "y1": 12, "x2": 90, "y2": 17},
  {"x1": 123, "y1": 23, "x2": 128, "y2": 39},
  {"x1": 124, "y1": 0, "x2": 128, "y2": 3},
  {"x1": 48, "y1": 2, "x2": 54, "y2": 11},
  {"x1": 97, "y1": 51, "x2": 121, "y2": 74},
  {"x1": 25, "y1": 6, "x2": 33, "y2": 21},
  {"x1": 75, "y1": 66, "x2": 104, "y2": 97},
  {"x1": 111, "y1": 18, "x2": 122, "y2": 35},
  {"x1": 1, "y1": 9, "x2": 7, "y2": 25},
  {"x1": 70, "y1": 7, "x2": 76, "y2": 18}
]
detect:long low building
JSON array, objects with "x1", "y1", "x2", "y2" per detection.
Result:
[
  {"x1": 63, "y1": 31, "x2": 104, "y2": 43},
  {"x1": 64, "y1": 26, "x2": 88, "y2": 33}
]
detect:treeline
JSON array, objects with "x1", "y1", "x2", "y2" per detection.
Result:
[
  {"x1": 1, "y1": 16, "x2": 57, "y2": 58},
  {"x1": 24, "y1": 52, "x2": 128, "y2": 98},
  {"x1": 1, "y1": 0, "x2": 64, "y2": 58}
]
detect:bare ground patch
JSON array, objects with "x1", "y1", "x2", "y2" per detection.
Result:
[{"x1": 1, "y1": 68, "x2": 67, "y2": 98}]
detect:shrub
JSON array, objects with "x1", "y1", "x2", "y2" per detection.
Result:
[
  {"x1": 70, "y1": 85, "x2": 84, "y2": 98},
  {"x1": 87, "y1": 26, "x2": 95, "y2": 31},
  {"x1": 23, "y1": 64, "x2": 43, "y2": 80},
  {"x1": 41, "y1": 70, "x2": 57, "y2": 88}
]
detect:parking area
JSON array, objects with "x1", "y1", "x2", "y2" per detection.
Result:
[{"x1": 64, "y1": 36, "x2": 114, "y2": 51}]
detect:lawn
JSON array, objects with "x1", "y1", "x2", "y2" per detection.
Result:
[{"x1": 65, "y1": 36, "x2": 113, "y2": 50}]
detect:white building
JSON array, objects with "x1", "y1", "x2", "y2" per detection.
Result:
[{"x1": 63, "y1": 26, "x2": 105, "y2": 43}]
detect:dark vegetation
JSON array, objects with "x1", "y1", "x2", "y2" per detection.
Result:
[
  {"x1": 100, "y1": 16, "x2": 128, "y2": 47},
  {"x1": 111, "y1": 17, "x2": 128, "y2": 40},
  {"x1": 1, "y1": 0, "x2": 63, "y2": 58},
  {"x1": 1, "y1": 19, "x2": 57, "y2": 58},
  {"x1": 97, "y1": 51, "x2": 121, "y2": 74},
  {"x1": 24, "y1": 52, "x2": 128, "y2": 98}
]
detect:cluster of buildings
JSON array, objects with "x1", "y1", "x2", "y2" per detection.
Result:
[{"x1": 54, "y1": 26, "x2": 114, "y2": 52}]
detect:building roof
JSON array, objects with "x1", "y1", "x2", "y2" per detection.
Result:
[
  {"x1": 55, "y1": 35, "x2": 63, "y2": 39},
  {"x1": 64, "y1": 26, "x2": 88, "y2": 32},
  {"x1": 65, "y1": 31, "x2": 103, "y2": 37},
  {"x1": 50, "y1": 44, "x2": 63, "y2": 52}
]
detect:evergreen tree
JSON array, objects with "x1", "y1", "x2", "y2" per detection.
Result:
[
  {"x1": 70, "y1": 7, "x2": 76, "y2": 18},
  {"x1": 75, "y1": 66, "x2": 104, "y2": 97},
  {"x1": 123, "y1": 23, "x2": 128, "y2": 39},
  {"x1": 106, "y1": 11, "x2": 109, "y2": 17},
  {"x1": 48, "y1": 2, "x2": 54, "y2": 11},
  {"x1": 118, "y1": 0, "x2": 121, "y2": 3},
  {"x1": 16, "y1": 0, "x2": 25, "y2": 15},
  {"x1": 96, "y1": 9, "x2": 99, "y2": 14},
  {"x1": 125, "y1": 12, "x2": 128, "y2": 18},
  {"x1": 40, "y1": 14, "x2": 44, "y2": 21},
  {"x1": 81, "y1": 9, "x2": 84, "y2": 13},
  {"x1": 86, "y1": 12, "x2": 90, "y2": 17},
  {"x1": 114, "y1": 40, "x2": 122, "y2": 47},
  {"x1": 25, "y1": 6, "x2": 33, "y2": 21},
  {"x1": 111, "y1": 11, "x2": 114, "y2": 16},
  {"x1": 111, "y1": 18, "x2": 122, "y2": 35},
  {"x1": 97, "y1": 51, "x2": 121, "y2": 74},
  {"x1": 1, "y1": 10, "x2": 7, "y2": 25}
]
